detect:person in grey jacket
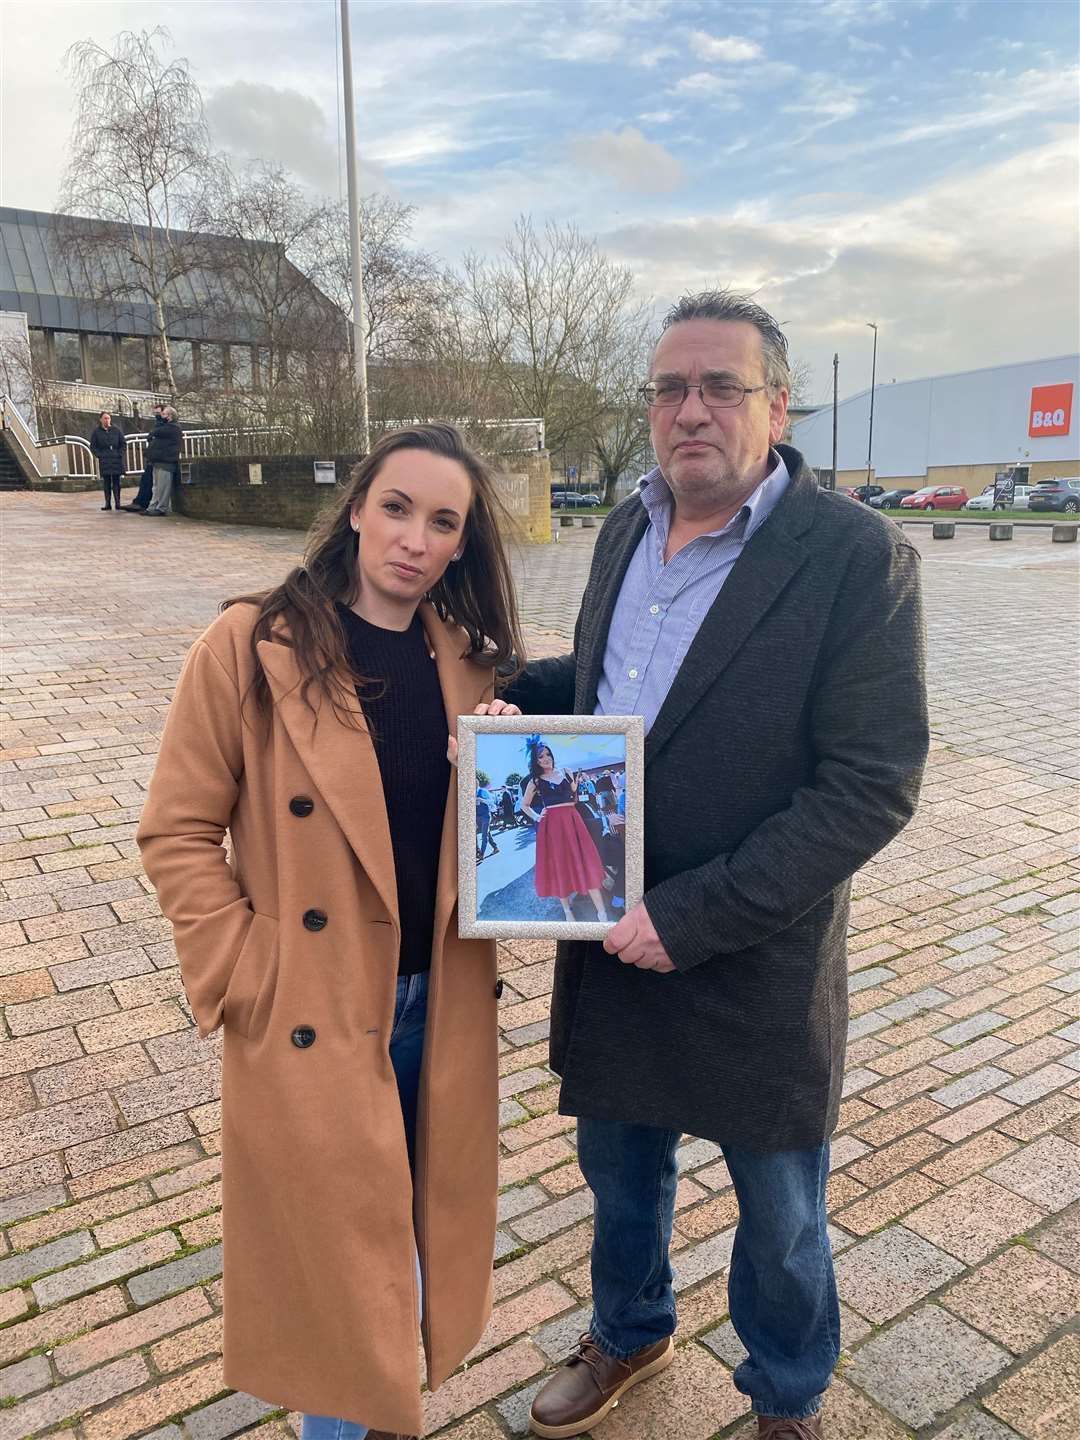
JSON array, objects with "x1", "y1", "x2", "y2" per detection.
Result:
[
  {"x1": 490, "y1": 292, "x2": 929, "y2": 1440},
  {"x1": 144, "y1": 406, "x2": 183, "y2": 516}
]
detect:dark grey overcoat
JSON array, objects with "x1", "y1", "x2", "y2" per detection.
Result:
[{"x1": 506, "y1": 446, "x2": 929, "y2": 1151}]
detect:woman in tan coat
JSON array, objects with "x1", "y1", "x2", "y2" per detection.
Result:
[{"x1": 137, "y1": 424, "x2": 525, "y2": 1440}]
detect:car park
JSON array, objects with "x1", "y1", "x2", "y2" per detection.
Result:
[
  {"x1": 869, "y1": 489, "x2": 917, "y2": 509},
  {"x1": 557, "y1": 491, "x2": 602, "y2": 508},
  {"x1": 899, "y1": 486, "x2": 969, "y2": 511},
  {"x1": 851, "y1": 484, "x2": 887, "y2": 504},
  {"x1": 1028, "y1": 477, "x2": 1080, "y2": 513}
]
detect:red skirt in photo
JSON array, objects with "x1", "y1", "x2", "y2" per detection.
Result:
[{"x1": 534, "y1": 805, "x2": 606, "y2": 898}]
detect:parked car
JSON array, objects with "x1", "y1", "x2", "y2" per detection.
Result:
[
  {"x1": 1028, "y1": 477, "x2": 1080, "y2": 514},
  {"x1": 966, "y1": 486, "x2": 996, "y2": 511},
  {"x1": 869, "y1": 489, "x2": 917, "y2": 509},
  {"x1": 851, "y1": 484, "x2": 886, "y2": 504},
  {"x1": 998, "y1": 484, "x2": 1033, "y2": 511},
  {"x1": 558, "y1": 491, "x2": 602, "y2": 508},
  {"x1": 899, "y1": 486, "x2": 969, "y2": 511}
]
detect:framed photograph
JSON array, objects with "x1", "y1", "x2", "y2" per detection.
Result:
[{"x1": 457, "y1": 714, "x2": 645, "y2": 940}]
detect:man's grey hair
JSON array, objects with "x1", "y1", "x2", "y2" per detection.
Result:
[
  {"x1": 161, "y1": 405, "x2": 178, "y2": 422},
  {"x1": 659, "y1": 290, "x2": 791, "y2": 393}
]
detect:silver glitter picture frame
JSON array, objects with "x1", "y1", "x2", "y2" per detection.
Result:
[{"x1": 457, "y1": 713, "x2": 645, "y2": 940}]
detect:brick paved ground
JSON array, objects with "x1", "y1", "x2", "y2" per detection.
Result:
[{"x1": 2, "y1": 490, "x2": 1078, "y2": 1440}]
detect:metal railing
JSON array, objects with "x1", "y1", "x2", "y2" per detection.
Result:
[{"x1": 43, "y1": 379, "x2": 172, "y2": 418}]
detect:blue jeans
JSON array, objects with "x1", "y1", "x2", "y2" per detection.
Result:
[
  {"x1": 578, "y1": 1116, "x2": 839, "y2": 1421},
  {"x1": 301, "y1": 970, "x2": 428, "y2": 1440}
]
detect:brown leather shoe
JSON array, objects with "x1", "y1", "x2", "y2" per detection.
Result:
[
  {"x1": 529, "y1": 1332, "x2": 674, "y2": 1438},
  {"x1": 757, "y1": 1414, "x2": 824, "y2": 1439}
]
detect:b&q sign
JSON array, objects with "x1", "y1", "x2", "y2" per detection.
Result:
[{"x1": 1028, "y1": 383, "x2": 1073, "y2": 438}]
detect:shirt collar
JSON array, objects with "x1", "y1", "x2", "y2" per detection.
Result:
[{"x1": 637, "y1": 450, "x2": 791, "y2": 549}]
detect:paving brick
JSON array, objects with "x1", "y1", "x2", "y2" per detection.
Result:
[
  {"x1": 0, "y1": 1353, "x2": 51, "y2": 1400},
  {"x1": 834, "y1": 1223, "x2": 964, "y2": 1322},
  {"x1": 929, "y1": 1094, "x2": 1018, "y2": 1142},
  {"x1": 834, "y1": 1171, "x2": 943, "y2": 1235},
  {"x1": 985, "y1": 1134, "x2": 1080, "y2": 1210},
  {"x1": 0, "y1": 1354, "x2": 149, "y2": 1440},
  {"x1": 9, "y1": 1180, "x2": 152, "y2": 1250},
  {"x1": 846, "y1": 1305, "x2": 1010, "y2": 1429},
  {"x1": 31, "y1": 1043, "x2": 156, "y2": 1106},
  {"x1": 492, "y1": 1222, "x2": 593, "y2": 1303},
  {"x1": 0, "y1": 1026, "x2": 84, "y2": 1079},
  {"x1": 935, "y1": 1012, "x2": 1009, "y2": 1045},
  {"x1": 68, "y1": 1140, "x2": 203, "y2": 1199},
  {"x1": 920, "y1": 1129, "x2": 1019, "y2": 1185},
  {"x1": 847, "y1": 1129, "x2": 945, "y2": 1187},
  {"x1": 985, "y1": 1332, "x2": 1080, "y2": 1440},
  {"x1": 507, "y1": 1188, "x2": 593, "y2": 1243},
  {"x1": 997, "y1": 1061, "x2": 1077, "y2": 1106},
  {"x1": 56, "y1": 1288, "x2": 216, "y2": 1376},
  {"x1": 182, "y1": 1389, "x2": 277, "y2": 1440},
  {"x1": 32, "y1": 1229, "x2": 180, "y2": 1306},
  {"x1": 905, "y1": 1175, "x2": 1047, "y2": 1263},
  {"x1": 422, "y1": 1339, "x2": 545, "y2": 1433},
  {"x1": 76, "y1": 999, "x2": 188, "y2": 1052},
  {"x1": 150, "y1": 1313, "x2": 224, "y2": 1373},
  {"x1": 1032, "y1": 1204, "x2": 1080, "y2": 1274},
  {"x1": 854, "y1": 1094, "x2": 948, "y2": 1146},
  {"x1": 598, "y1": 1340, "x2": 749, "y2": 1440},
  {"x1": 935, "y1": 1413, "x2": 1032, "y2": 1440},
  {"x1": 470, "y1": 1280, "x2": 574, "y2": 1361},
  {"x1": 672, "y1": 1228, "x2": 736, "y2": 1291},
  {"x1": 931, "y1": 1064, "x2": 1013, "y2": 1108},
  {"x1": 941, "y1": 1244, "x2": 1080, "y2": 1353},
  {"x1": 64, "y1": 1113, "x2": 195, "y2": 1178},
  {"x1": 0, "y1": 1228, "x2": 95, "y2": 1289},
  {"x1": 127, "y1": 1242, "x2": 223, "y2": 1305},
  {"x1": 80, "y1": 1356, "x2": 226, "y2": 1440}
]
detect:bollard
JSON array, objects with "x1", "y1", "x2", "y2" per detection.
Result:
[
  {"x1": 932, "y1": 522, "x2": 955, "y2": 539},
  {"x1": 559, "y1": 515, "x2": 575, "y2": 527},
  {"x1": 580, "y1": 515, "x2": 596, "y2": 528},
  {"x1": 989, "y1": 523, "x2": 1013, "y2": 541},
  {"x1": 1052, "y1": 524, "x2": 1077, "y2": 544},
  {"x1": 550, "y1": 524, "x2": 560, "y2": 543}
]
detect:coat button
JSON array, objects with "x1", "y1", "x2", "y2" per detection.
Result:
[
  {"x1": 289, "y1": 795, "x2": 315, "y2": 817},
  {"x1": 291, "y1": 1026, "x2": 316, "y2": 1048},
  {"x1": 494, "y1": 979, "x2": 504, "y2": 999},
  {"x1": 303, "y1": 909, "x2": 328, "y2": 931}
]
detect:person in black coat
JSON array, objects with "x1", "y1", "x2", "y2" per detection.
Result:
[
  {"x1": 144, "y1": 407, "x2": 183, "y2": 516},
  {"x1": 89, "y1": 412, "x2": 126, "y2": 510},
  {"x1": 123, "y1": 402, "x2": 165, "y2": 512},
  {"x1": 492, "y1": 292, "x2": 928, "y2": 1440}
]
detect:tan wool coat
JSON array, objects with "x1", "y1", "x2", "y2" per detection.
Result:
[{"x1": 137, "y1": 600, "x2": 500, "y2": 1436}]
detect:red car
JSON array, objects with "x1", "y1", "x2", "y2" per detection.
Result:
[{"x1": 899, "y1": 485, "x2": 969, "y2": 511}]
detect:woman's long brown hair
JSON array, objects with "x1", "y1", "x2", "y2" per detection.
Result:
[{"x1": 224, "y1": 423, "x2": 526, "y2": 723}]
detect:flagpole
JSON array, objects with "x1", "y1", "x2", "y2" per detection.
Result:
[{"x1": 340, "y1": 0, "x2": 370, "y2": 451}]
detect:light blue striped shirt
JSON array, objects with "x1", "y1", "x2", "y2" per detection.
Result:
[{"x1": 595, "y1": 452, "x2": 791, "y2": 732}]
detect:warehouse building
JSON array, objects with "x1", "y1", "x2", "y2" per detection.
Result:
[{"x1": 792, "y1": 355, "x2": 1079, "y2": 492}]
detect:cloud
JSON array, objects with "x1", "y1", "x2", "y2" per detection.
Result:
[
  {"x1": 569, "y1": 127, "x2": 685, "y2": 194},
  {"x1": 673, "y1": 72, "x2": 741, "y2": 103},
  {"x1": 598, "y1": 130, "x2": 1079, "y2": 398},
  {"x1": 689, "y1": 31, "x2": 763, "y2": 63},
  {"x1": 204, "y1": 82, "x2": 342, "y2": 194},
  {"x1": 639, "y1": 110, "x2": 675, "y2": 124}
]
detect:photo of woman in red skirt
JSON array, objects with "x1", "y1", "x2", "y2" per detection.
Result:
[{"x1": 521, "y1": 735, "x2": 609, "y2": 922}]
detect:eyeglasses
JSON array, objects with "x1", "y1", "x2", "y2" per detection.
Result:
[{"x1": 639, "y1": 379, "x2": 769, "y2": 409}]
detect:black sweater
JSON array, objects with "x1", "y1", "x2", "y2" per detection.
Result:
[{"x1": 337, "y1": 604, "x2": 449, "y2": 975}]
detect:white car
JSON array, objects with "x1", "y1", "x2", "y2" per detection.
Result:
[
  {"x1": 966, "y1": 484, "x2": 1032, "y2": 511},
  {"x1": 966, "y1": 488, "x2": 995, "y2": 511}
]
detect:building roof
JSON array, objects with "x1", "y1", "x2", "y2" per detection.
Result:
[{"x1": 0, "y1": 206, "x2": 340, "y2": 345}]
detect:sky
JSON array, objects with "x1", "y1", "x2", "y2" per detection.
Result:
[{"x1": 1, "y1": 0, "x2": 1078, "y2": 401}]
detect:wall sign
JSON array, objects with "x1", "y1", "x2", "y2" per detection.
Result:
[
  {"x1": 313, "y1": 461, "x2": 337, "y2": 484},
  {"x1": 1028, "y1": 383, "x2": 1073, "y2": 438}
]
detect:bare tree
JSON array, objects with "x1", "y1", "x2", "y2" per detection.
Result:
[
  {"x1": 589, "y1": 318, "x2": 655, "y2": 505},
  {"x1": 316, "y1": 196, "x2": 446, "y2": 366},
  {"x1": 789, "y1": 357, "x2": 814, "y2": 407},
  {"x1": 463, "y1": 217, "x2": 645, "y2": 462},
  {"x1": 58, "y1": 27, "x2": 216, "y2": 393},
  {"x1": 203, "y1": 162, "x2": 338, "y2": 390}
]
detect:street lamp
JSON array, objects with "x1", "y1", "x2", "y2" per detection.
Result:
[{"x1": 865, "y1": 322, "x2": 878, "y2": 490}]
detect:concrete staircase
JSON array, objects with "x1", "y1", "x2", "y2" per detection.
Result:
[{"x1": 0, "y1": 431, "x2": 30, "y2": 489}]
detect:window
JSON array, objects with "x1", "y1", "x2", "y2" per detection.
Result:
[
  {"x1": 254, "y1": 347, "x2": 271, "y2": 390},
  {"x1": 228, "y1": 345, "x2": 253, "y2": 392},
  {"x1": 119, "y1": 337, "x2": 150, "y2": 390},
  {"x1": 169, "y1": 340, "x2": 194, "y2": 389},
  {"x1": 53, "y1": 331, "x2": 81, "y2": 382},
  {"x1": 29, "y1": 329, "x2": 49, "y2": 378},
  {"x1": 199, "y1": 343, "x2": 226, "y2": 391},
  {"x1": 84, "y1": 334, "x2": 117, "y2": 385}
]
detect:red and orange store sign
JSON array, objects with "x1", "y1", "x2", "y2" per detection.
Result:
[{"x1": 1028, "y1": 383, "x2": 1073, "y2": 438}]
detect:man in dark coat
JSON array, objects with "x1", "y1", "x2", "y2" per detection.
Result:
[
  {"x1": 88, "y1": 411, "x2": 126, "y2": 510},
  {"x1": 500, "y1": 292, "x2": 928, "y2": 1440},
  {"x1": 143, "y1": 406, "x2": 183, "y2": 516},
  {"x1": 122, "y1": 402, "x2": 165, "y2": 512}
]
